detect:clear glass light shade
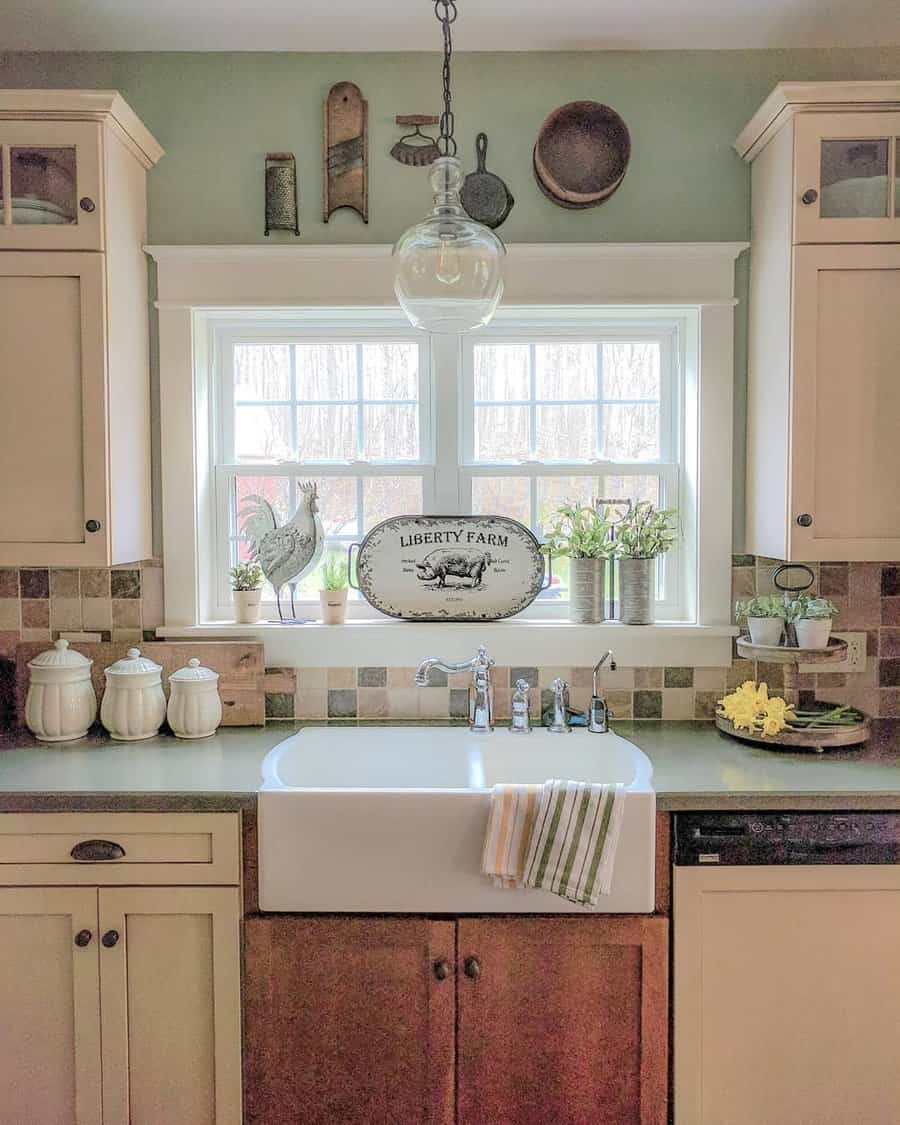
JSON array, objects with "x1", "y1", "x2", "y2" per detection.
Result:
[{"x1": 393, "y1": 156, "x2": 505, "y2": 334}]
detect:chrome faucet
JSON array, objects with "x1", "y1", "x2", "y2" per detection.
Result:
[
  {"x1": 547, "y1": 677, "x2": 571, "y2": 734},
  {"x1": 510, "y1": 678, "x2": 532, "y2": 734},
  {"x1": 415, "y1": 644, "x2": 495, "y2": 734},
  {"x1": 589, "y1": 651, "x2": 616, "y2": 733}
]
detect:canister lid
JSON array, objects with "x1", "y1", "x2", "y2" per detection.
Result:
[
  {"x1": 169, "y1": 657, "x2": 219, "y2": 683},
  {"x1": 104, "y1": 647, "x2": 162, "y2": 676},
  {"x1": 28, "y1": 638, "x2": 93, "y2": 669}
]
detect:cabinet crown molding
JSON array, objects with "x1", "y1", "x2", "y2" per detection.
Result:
[
  {"x1": 0, "y1": 89, "x2": 164, "y2": 168},
  {"x1": 735, "y1": 80, "x2": 900, "y2": 162}
]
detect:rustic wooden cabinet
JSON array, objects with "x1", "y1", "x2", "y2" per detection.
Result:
[
  {"x1": 244, "y1": 913, "x2": 669, "y2": 1125},
  {"x1": 0, "y1": 813, "x2": 242, "y2": 1125},
  {"x1": 738, "y1": 81, "x2": 900, "y2": 561},
  {"x1": 0, "y1": 91, "x2": 163, "y2": 566}
]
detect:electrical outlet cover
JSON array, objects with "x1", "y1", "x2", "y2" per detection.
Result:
[{"x1": 798, "y1": 631, "x2": 866, "y2": 675}]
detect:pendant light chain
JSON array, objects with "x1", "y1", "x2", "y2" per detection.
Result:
[{"x1": 435, "y1": 0, "x2": 458, "y2": 156}]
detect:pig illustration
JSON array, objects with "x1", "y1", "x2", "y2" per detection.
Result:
[{"x1": 416, "y1": 548, "x2": 493, "y2": 589}]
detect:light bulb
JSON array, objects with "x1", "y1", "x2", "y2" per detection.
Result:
[{"x1": 436, "y1": 233, "x2": 462, "y2": 286}]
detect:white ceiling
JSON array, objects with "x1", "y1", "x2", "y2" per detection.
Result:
[{"x1": 4, "y1": 0, "x2": 900, "y2": 51}]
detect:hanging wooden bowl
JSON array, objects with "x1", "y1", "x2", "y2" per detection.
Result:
[{"x1": 533, "y1": 101, "x2": 631, "y2": 209}]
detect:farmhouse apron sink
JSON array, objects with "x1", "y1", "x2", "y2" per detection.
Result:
[{"x1": 258, "y1": 726, "x2": 656, "y2": 913}]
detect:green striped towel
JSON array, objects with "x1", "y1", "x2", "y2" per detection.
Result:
[{"x1": 522, "y1": 779, "x2": 625, "y2": 906}]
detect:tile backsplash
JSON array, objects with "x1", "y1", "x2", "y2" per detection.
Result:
[{"x1": 3, "y1": 555, "x2": 900, "y2": 727}]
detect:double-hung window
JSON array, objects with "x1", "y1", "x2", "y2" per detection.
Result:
[{"x1": 210, "y1": 308, "x2": 691, "y2": 620}]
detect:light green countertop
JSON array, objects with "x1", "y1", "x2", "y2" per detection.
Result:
[{"x1": 0, "y1": 721, "x2": 898, "y2": 812}]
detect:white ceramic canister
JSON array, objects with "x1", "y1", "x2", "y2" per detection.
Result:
[
  {"x1": 25, "y1": 639, "x2": 97, "y2": 742},
  {"x1": 100, "y1": 648, "x2": 166, "y2": 741},
  {"x1": 167, "y1": 658, "x2": 222, "y2": 739}
]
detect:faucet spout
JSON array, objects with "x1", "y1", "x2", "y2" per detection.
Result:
[{"x1": 415, "y1": 645, "x2": 495, "y2": 733}]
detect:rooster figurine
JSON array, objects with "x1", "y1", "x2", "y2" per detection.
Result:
[{"x1": 239, "y1": 481, "x2": 324, "y2": 621}]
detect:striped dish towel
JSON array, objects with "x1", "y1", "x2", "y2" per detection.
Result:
[
  {"x1": 522, "y1": 779, "x2": 625, "y2": 906},
  {"x1": 481, "y1": 783, "x2": 543, "y2": 889}
]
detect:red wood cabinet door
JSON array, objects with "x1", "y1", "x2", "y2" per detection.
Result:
[
  {"x1": 457, "y1": 915, "x2": 668, "y2": 1125},
  {"x1": 243, "y1": 915, "x2": 456, "y2": 1125}
]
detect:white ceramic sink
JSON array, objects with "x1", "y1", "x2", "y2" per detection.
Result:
[{"x1": 258, "y1": 726, "x2": 655, "y2": 913}]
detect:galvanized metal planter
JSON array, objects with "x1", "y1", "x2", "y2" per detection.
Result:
[
  {"x1": 618, "y1": 556, "x2": 655, "y2": 624},
  {"x1": 568, "y1": 557, "x2": 606, "y2": 624}
]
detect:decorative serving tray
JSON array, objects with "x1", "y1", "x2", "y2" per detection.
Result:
[{"x1": 351, "y1": 515, "x2": 546, "y2": 621}]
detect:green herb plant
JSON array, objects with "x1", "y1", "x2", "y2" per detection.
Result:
[
  {"x1": 735, "y1": 594, "x2": 788, "y2": 620},
  {"x1": 614, "y1": 501, "x2": 677, "y2": 559},
  {"x1": 229, "y1": 562, "x2": 263, "y2": 591},
  {"x1": 544, "y1": 502, "x2": 615, "y2": 559},
  {"x1": 787, "y1": 594, "x2": 838, "y2": 622},
  {"x1": 320, "y1": 551, "x2": 349, "y2": 591}
]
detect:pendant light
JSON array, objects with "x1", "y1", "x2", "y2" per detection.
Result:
[{"x1": 393, "y1": 1, "x2": 505, "y2": 334}]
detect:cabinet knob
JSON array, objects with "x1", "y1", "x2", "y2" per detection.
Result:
[
  {"x1": 74, "y1": 929, "x2": 93, "y2": 948},
  {"x1": 433, "y1": 959, "x2": 452, "y2": 981},
  {"x1": 101, "y1": 930, "x2": 120, "y2": 949},
  {"x1": 85, "y1": 519, "x2": 101, "y2": 534},
  {"x1": 79, "y1": 196, "x2": 96, "y2": 213},
  {"x1": 796, "y1": 513, "x2": 813, "y2": 528},
  {"x1": 463, "y1": 956, "x2": 481, "y2": 980},
  {"x1": 801, "y1": 189, "x2": 818, "y2": 205}
]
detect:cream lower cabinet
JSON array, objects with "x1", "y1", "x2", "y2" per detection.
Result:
[{"x1": 0, "y1": 814, "x2": 242, "y2": 1125}]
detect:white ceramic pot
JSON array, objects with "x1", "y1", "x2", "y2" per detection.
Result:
[
  {"x1": 747, "y1": 616, "x2": 784, "y2": 647},
  {"x1": 319, "y1": 588, "x2": 348, "y2": 625},
  {"x1": 794, "y1": 617, "x2": 833, "y2": 650},
  {"x1": 25, "y1": 639, "x2": 97, "y2": 742},
  {"x1": 167, "y1": 658, "x2": 222, "y2": 739},
  {"x1": 100, "y1": 648, "x2": 166, "y2": 742},
  {"x1": 234, "y1": 588, "x2": 262, "y2": 624}
]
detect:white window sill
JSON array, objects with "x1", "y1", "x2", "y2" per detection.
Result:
[{"x1": 156, "y1": 620, "x2": 738, "y2": 668}]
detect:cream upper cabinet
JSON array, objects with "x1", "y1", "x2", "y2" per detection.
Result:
[
  {"x1": 0, "y1": 92, "x2": 163, "y2": 567},
  {"x1": 739, "y1": 82, "x2": 900, "y2": 561}
]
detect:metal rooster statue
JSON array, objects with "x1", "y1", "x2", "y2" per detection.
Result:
[{"x1": 239, "y1": 481, "x2": 324, "y2": 621}]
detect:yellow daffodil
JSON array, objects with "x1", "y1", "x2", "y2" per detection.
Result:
[{"x1": 717, "y1": 681, "x2": 796, "y2": 737}]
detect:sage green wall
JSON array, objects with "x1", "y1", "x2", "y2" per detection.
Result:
[{"x1": 2, "y1": 48, "x2": 899, "y2": 549}]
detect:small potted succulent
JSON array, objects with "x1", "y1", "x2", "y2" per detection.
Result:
[
  {"x1": 613, "y1": 502, "x2": 677, "y2": 624},
  {"x1": 544, "y1": 501, "x2": 614, "y2": 624},
  {"x1": 319, "y1": 551, "x2": 350, "y2": 625},
  {"x1": 735, "y1": 594, "x2": 787, "y2": 647},
  {"x1": 789, "y1": 594, "x2": 838, "y2": 649},
  {"x1": 230, "y1": 562, "x2": 263, "y2": 624}
]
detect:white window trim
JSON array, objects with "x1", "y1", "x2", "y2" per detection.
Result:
[{"x1": 148, "y1": 242, "x2": 746, "y2": 666}]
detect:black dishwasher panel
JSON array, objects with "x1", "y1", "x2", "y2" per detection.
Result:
[{"x1": 674, "y1": 811, "x2": 900, "y2": 866}]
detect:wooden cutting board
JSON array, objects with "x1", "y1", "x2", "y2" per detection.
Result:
[{"x1": 15, "y1": 640, "x2": 267, "y2": 727}]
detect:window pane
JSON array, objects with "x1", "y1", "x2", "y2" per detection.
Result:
[
  {"x1": 475, "y1": 405, "x2": 530, "y2": 460},
  {"x1": 296, "y1": 405, "x2": 357, "y2": 460},
  {"x1": 601, "y1": 403, "x2": 660, "y2": 460},
  {"x1": 363, "y1": 476, "x2": 423, "y2": 531},
  {"x1": 535, "y1": 405, "x2": 596, "y2": 461},
  {"x1": 363, "y1": 404, "x2": 420, "y2": 460},
  {"x1": 601, "y1": 474, "x2": 660, "y2": 508},
  {"x1": 235, "y1": 474, "x2": 291, "y2": 518},
  {"x1": 471, "y1": 476, "x2": 531, "y2": 525},
  {"x1": 536, "y1": 476, "x2": 599, "y2": 532},
  {"x1": 363, "y1": 343, "x2": 419, "y2": 400},
  {"x1": 820, "y1": 138, "x2": 889, "y2": 219},
  {"x1": 296, "y1": 343, "x2": 356, "y2": 400},
  {"x1": 535, "y1": 343, "x2": 595, "y2": 399},
  {"x1": 316, "y1": 477, "x2": 359, "y2": 537},
  {"x1": 474, "y1": 344, "x2": 529, "y2": 401},
  {"x1": 234, "y1": 344, "x2": 291, "y2": 401},
  {"x1": 234, "y1": 404, "x2": 292, "y2": 461},
  {"x1": 602, "y1": 342, "x2": 660, "y2": 400}
]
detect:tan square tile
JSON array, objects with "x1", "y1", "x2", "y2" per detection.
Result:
[
  {"x1": 726, "y1": 659, "x2": 755, "y2": 689},
  {"x1": 296, "y1": 667, "x2": 327, "y2": 690},
  {"x1": 21, "y1": 628, "x2": 51, "y2": 643},
  {"x1": 662, "y1": 688, "x2": 695, "y2": 719},
  {"x1": 388, "y1": 667, "x2": 416, "y2": 689},
  {"x1": 111, "y1": 628, "x2": 142, "y2": 644},
  {"x1": 50, "y1": 569, "x2": 80, "y2": 598},
  {"x1": 492, "y1": 688, "x2": 511, "y2": 719},
  {"x1": 603, "y1": 665, "x2": 634, "y2": 691},
  {"x1": 694, "y1": 667, "x2": 726, "y2": 693},
  {"x1": 848, "y1": 562, "x2": 881, "y2": 603},
  {"x1": 50, "y1": 597, "x2": 82, "y2": 631},
  {"x1": 327, "y1": 667, "x2": 356, "y2": 690},
  {"x1": 295, "y1": 690, "x2": 327, "y2": 719},
  {"x1": 447, "y1": 670, "x2": 471, "y2": 689},
  {"x1": 634, "y1": 667, "x2": 662, "y2": 690},
  {"x1": 568, "y1": 686, "x2": 591, "y2": 716},
  {"x1": 82, "y1": 598, "x2": 112, "y2": 631},
  {"x1": 539, "y1": 666, "x2": 573, "y2": 687},
  {"x1": 140, "y1": 564, "x2": 164, "y2": 630},
  {"x1": 22, "y1": 599, "x2": 49, "y2": 629},
  {"x1": 388, "y1": 688, "x2": 420, "y2": 719},
  {"x1": 606, "y1": 690, "x2": 633, "y2": 720},
  {"x1": 112, "y1": 599, "x2": 141, "y2": 629},
  {"x1": 80, "y1": 568, "x2": 110, "y2": 598},
  {"x1": 358, "y1": 688, "x2": 389, "y2": 718},
  {"x1": 694, "y1": 691, "x2": 720, "y2": 720},
  {"x1": 571, "y1": 666, "x2": 593, "y2": 689},
  {"x1": 418, "y1": 687, "x2": 449, "y2": 718},
  {"x1": 731, "y1": 568, "x2": 756, "y2": 599},
  {"x1": 0, "y1": 600, "x2": 20, "y2": 630}
]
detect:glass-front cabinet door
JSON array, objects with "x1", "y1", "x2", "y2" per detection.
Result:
[
  {"x1": 0, "y1": 121, "x2": 102, "y2": 249},
  {"x1": 794, "y1": 112, "x2": 900, "y2": 243}
]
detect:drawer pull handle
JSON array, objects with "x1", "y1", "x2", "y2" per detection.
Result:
[
  {"x1": 74, "y1": 929, "x2": 93, "y2": 948},
  {"x1": 71, "y1": 839, "x2": 126, "y2": 862},
  {"x1": 102, "y1": 930, "x2": 120, "y2": 948}
]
